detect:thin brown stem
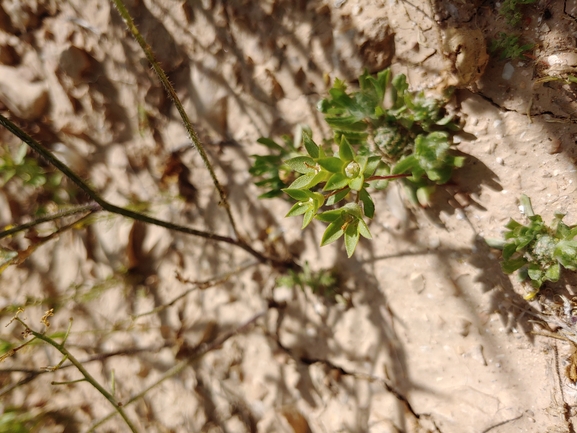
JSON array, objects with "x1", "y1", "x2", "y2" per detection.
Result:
[{"x1": 0, "y1": 203, "x2": 100, "y2": 240}]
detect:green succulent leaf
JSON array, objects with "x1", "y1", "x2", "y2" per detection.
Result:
[{"x1": 501, "y1": 257, "x2": 527, "y2": 274}]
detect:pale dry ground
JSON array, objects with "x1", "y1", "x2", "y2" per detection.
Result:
[{"x1": 1, "y1": 1, "x2": 577, "y2": 432}]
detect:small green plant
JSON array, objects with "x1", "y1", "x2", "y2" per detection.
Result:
[
  {"x1": 486, "y1": 195, "x2": 577, "y2": 299},
  {"x1": 0, "y1": 143, "x2": 52, "y2": 188},
  {"x1": 490, "y1": 32, "x2": 534, "y2": 60},
  {"x1": 277, "y1": 261, "x2": 341, "y2": 301},
  {"x1": 251, "y1": 69, "x2": 464, "y2": 256},
  {"x1": 499, "y1": 0, "x2": 537, "y2": 26},
  {"x1": 249, "y1": 134, "x2": 302, "y2": 199}
]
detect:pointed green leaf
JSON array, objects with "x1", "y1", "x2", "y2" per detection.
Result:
[
  {"x1": 344, "y1": 224, "x2": 360, "y2": 257},
  {"x1": 317, "y1": 157, "x2": 344, "y2": 173},
  {"x1": 257, "y1": 137, "x2": 284, "y2": 151},
  {"x1": 287, "y1": 173, "x2": 315, "y2": 189},
  {"x1": 339, "y1": 136, "x2": 355, "y2": 162},
  {"x1": 363, "y1": 156, "x2": 381, "y2": 177},
  {"x1": 359, "y1": 189, "x2": 375, "y2": 219},
  {"x1": 358, "y1": 219, "x2": 372, "y2": 239},
  {"x1": 283, "y1": 188, "x2": 312, "y2": 201},
  {"x1": 324, "y1": 173, "x2": 349, "y2": 191},
  {"x1": 285, "y1": 156, "x2": 317, "y2": 174},
  {"x1": 302, "y1": 132, "x2": 320, "y2": 158},
  {"x1": 326, "y1": 188, "x2": 350, "y2": 206},
  {"x1": 302, "y1": 208, "x2": 316, "y2": 229},
  {"x1": 392, "y1": 155, "x2": 417, "y2": 175},
  {"x1": 286, "y1": 202, "x2": 309, "y2": 217},
  {"x1": 349, "y1": 175, "x2": 365, "y2": 191},
  {"x1": 321, "y1": 220, "x2": 345, "y2": 246},
  {"x1": 316, "y1": 209, "x2": 344, "y2": 223},
  {"x1": 341, "y1": 202, "x2": 363, "y2": 219}
]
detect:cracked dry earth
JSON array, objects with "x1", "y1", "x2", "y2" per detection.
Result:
[{"x1": 1, "y1": 0, "x2": 577, "y2": 432}]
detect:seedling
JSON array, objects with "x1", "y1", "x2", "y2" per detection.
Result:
[
  {"x1": 490, "y1": 33, "x2": 534, "y2": 60},
  {"x1": 498, "y1": 0, "x2": 537, "y2": 26},
  {"x1": 277, "y1": 261, "x2": 342, "y2": 302},
  {"x1": 486, "y1": 194, "x2": 577, "y2": 299},
  {"x1": 251, "y1": 69, "x2": 464, "y2": 256}
]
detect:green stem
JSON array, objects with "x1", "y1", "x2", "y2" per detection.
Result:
[
  {"x1": 16, "y1": 319, "x2": 138, "y2": 433},
  {"x1": 88, "y1": 309, "x2": 267, "y2": 431},
  {"x1": 109, "y1": 0, "x2": 241, "y2": 241}
]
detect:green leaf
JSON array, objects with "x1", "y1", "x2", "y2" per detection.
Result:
[
  {"x1": 502, "y1": 242, "x2": 518, "y2": 260},
  {"x1": 358, "y1": 218, "x2": 372, "y2": 239},
  {"x1": 359, "y1": 189, "x2": 375, "y2": 218},
  {"x1": 321, "y1": 220, "x2": 345, "y2": 246},
  {"x1": 545, "y1": 263, "x2": 561, "y2": 282},
  {"x1": 286, "y1": 202, "x2": 309, "y2": 217},
  {"x1": 317, "y1": 157, "x2": 343, "y2": 173},
  {"x1": 302, "y1": 208, "x2": 317, "y2": 228},
  {"x1": 325, "y1": 117, "x2": 368, "y2": 132},
  {"x1": 283, "y1": 188, "x2": 312, "y2": 201},
  {"x1": 339, "y1": 136, "x2": 355, "y2": 162},
  {"x1": 287, "y1": 173, "x2": 315, "y2": 189},
  {"x1": 363, "y1": 156, "x2": 381, "y2": 177},
  {"x1": 344, "y1": 224, "x2": 360, "y2": 257},
  {"x1": 349, "y1": 175, "x2": 365, "y2": 191},
  {"x1": 302, "y1": 132, "x2": 320, "y2": 158},
  {"x1": 392, "y1": 155, "x2": 417, "y2": 175},
  {"x1": 325, "y1": 172, "x2": 349, "y2": 191},
  {"x1": 316, "y1": 209, "x2": 343, "y2": 223},
  {"x1": 326, "y1": 188, "x2": 350, "y2": 205},
  {"x1": 527, "y1": 264, "x2": 543, "y2": 282},
  {"x1": 284, "y1": 156, "x2": 317, "y2": 174},
  {"x1": 554, "y1": 240, "x2": 577, "y2": 270},
  {"x1": 501, "y1": 257, "x2": 527, "y2": 274},
  {"x1": 257, "y1": 137, "x2": 284, "y2": 151}
]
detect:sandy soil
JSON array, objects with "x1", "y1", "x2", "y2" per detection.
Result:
[{"x1": 1, "y1": 0, "x2": 577, "y2": 432}]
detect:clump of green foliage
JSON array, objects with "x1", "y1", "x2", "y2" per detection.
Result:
[
  {"x1": 486, "y1": 195, "x2": 577, "y2": 298},
  {"x1": 251, "y1": 69, "x2": 464, "y2": 256},
  {"x1": 490, "y1": 32, "x2": 534, "y2": 60},
  {"x1": 0, "y1": 143, "x2": 53, "y2": 188},
  {"x1": 0, "y1": 143, "x2": 66, "y2": 210},
  {"x1": 249, "y1": 134, "x2": 301, "y2": 199},
  {"x1": 499, "y1": 0, "x2": 537, "y2": 26},
  {"x1": 277, "y1": 261, "x2": 342, "y2": 302}
]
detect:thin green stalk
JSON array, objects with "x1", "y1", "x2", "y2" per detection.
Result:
[
  {"x1": 0, "y1": 203, "x2": 99, "y2": 240},
  {"x1": 0, "y1": 113, "x2": 286, "y2": 267},
  {"x1": 88, "y1": 309, "x2": 267, "y2": 432},
  {"x1": 15, "y1": 318, "x2": 138, "y2": 433},
  {"x1": 110, "y1": 0, "x2": 242, "y2": 242}
]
